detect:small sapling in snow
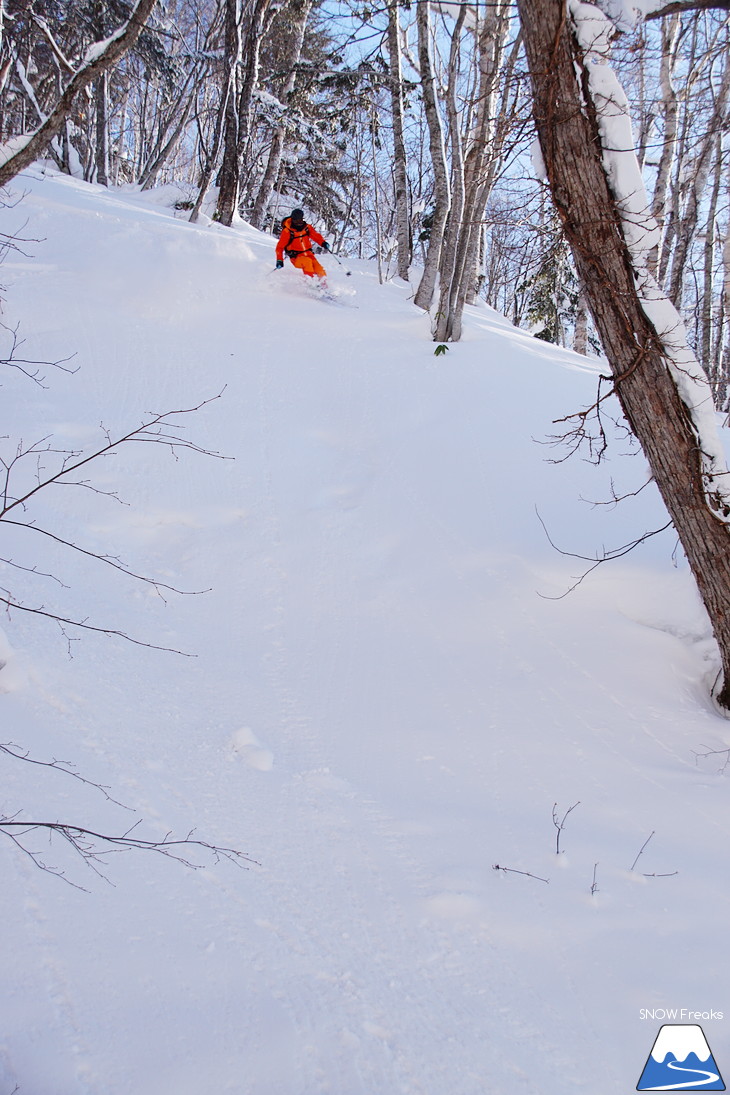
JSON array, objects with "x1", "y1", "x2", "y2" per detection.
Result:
[
  {"x1": 590, "y1": 863, "x2": 599, "y2": 896},
  {"x1": 552, "y1": 800, "x2": 580, "y2": 854},
  {"x1": 629, "y1": 831, "x2": 678, "y2": 879}
]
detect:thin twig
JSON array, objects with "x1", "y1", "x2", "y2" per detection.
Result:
[
  {"x1": 536, "y1": 508, "x2": 672, "y2": 599},
  {"x1": 0, "y1": 817, "x2": 256, "y2": 889},
  {"x1": 630, "y1": 831, "x2": 655, "y2": 872},
  {"x1": 492, "y1": 863, "x2": 550, "y2": 883},
  {"x1": 0, "y1": 741, "x2": 133, "y2": 809}
]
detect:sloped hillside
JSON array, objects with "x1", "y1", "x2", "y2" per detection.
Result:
[{"x1": 0, "y1": 169, "x2": 727, "y2": 1095}]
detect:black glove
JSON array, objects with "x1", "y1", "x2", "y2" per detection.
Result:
[
  {"x1": 322, "y1": 241, "x2": 330, "y2": 252},
  {"x1": 276, "y1": 259, "x2": 284, "y2": 269}
]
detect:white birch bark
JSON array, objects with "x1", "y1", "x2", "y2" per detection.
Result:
[
  {"x1": 386, "y1": 0, "x2": 410, "y2": 281},
  {"x1": 413, "y1": 0, "x2": 450, "y2": 310}
]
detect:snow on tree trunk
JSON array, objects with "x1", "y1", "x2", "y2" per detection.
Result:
[{"x1": 517, "y1": 0, "x2": 730, "y2": 710}]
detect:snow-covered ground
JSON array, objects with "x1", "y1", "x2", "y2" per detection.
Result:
[{"x1": 1, "y1": 169, "x2": 728, "y2": 1095}]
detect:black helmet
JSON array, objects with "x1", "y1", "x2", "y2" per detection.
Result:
[{"x1": 291, "y1": 208, "x2": 305, "y2": 223}]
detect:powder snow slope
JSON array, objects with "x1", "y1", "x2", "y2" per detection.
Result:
[{"x1": 0, "y1": 169, "x2": 728, "y2": 1095}]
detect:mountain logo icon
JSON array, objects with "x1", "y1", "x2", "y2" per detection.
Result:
[{"x1": 637, "y1": 1024, "x2": 725, "y2": 1090}]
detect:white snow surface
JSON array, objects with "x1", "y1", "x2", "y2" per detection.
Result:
[{"x1": 1, "y1": 169, "x2": 729, "y2": 1095}]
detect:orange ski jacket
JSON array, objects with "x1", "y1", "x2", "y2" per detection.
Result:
[{"x1": 276, "y1": 217, "x2": 326, "y2": 262}]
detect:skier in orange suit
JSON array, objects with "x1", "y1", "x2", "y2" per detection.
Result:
[{"x1": 275, "y1": 208, "x2": 330, "y2": 283}]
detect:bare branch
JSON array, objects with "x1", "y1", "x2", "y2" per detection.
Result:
[
  {"x1": 2, "y1": 519, "x2": 211, "y2": 597},
  {"x1": 0, "y1": 321, "x2": 77, "y2": 386},
  {"x1": 535, "y1": 508, "x2": 673, "y2": 599},
  {"x1": 0, "y1": 592, "x2": 196, "y2": 655},
  {"x1": 492, "y1": 863, "x2": 550, "y2": 883},
  {"x1": 0, "y1": 741, "x2": 132, "y2": 809},
  {"x1": 0, "y1": 816, "x2": 255, "y2": 889},
  {"x1": 630, "y1": 830, "x2": 655, "y2": 872},
  {"x1": 0, "y1": 391, "x2": 229, "y2": 520},
  {"x1": 645, "y1": 0, "x2": 730, "y2": 18},
  {"x1": 692, "y1": 744, "x2": 730, "y2": 771}
]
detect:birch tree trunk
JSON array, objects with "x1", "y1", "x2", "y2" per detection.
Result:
[
  {"x1": 434, "y1": 0, "x2": 509, "y2": 342},
  {"x1": 413, "y1": 0, "x2": 450, "y2": 310},
  {"x1": 190, "y1": 44, "x2": 237, "y2": 223},
  {"x1": 94, "y1": 73, "x2": 109, "y2": 185},
  {"x1": 250, "y1": 0, "x2": 312, "y2": 229},
  {"x1": 719, "y1": 182, "x2": 730, "y2": 408},
  {"x1": 701, "y1": 133, "x2": 722, "y2": 383},
  {"x1": 573, "y1": 290, "x2": 589, "y2": 356},
  {"x1": 648, "y1": 12, "x2": 680, "y2": 277},
  {"x1": 235, "y1": 0, "x2": 275, "y2": 207},
  {"x1": 216, "y1": 0, "x2": 244, "y2": 226},
  {"x1": 668, "y1": 50, "x2": 730, "y2": 306},
  {"x1": 517, "y1": 0, "x2": 730, "y2": 711},
  {"x1": 386, "y1": 0, "x2": 410, "y2": 281},
  {"x1": 431, "y1": 6, "x2": 467, "y2": 338}
]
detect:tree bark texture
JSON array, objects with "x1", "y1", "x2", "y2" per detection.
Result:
[
  {"x1": 667, "y1": 48, "x2": 730, "y2": 306},
  {"x1": 386, "y1": 0, "x2": 411, "y2": 281},
  {"x1": 648, "y1": 12, "x2": 680, "y2": 277},
  {"x1": 216, "y1": 0, "x2": 244, "y2": 226},
  {"x1": 413, "y1": 0, "x2": 450, "y2": 310},
  {"x1": 433, "y1": 0, "x2": 509, "y2": 342},
  {"x1": 517, "y1": 0, "x2": 730, "y2": 710}
]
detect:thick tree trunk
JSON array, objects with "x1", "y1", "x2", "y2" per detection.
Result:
[
  {"x1": 432, "y1": 6, "x2": 467, "y2": 340},
  {"x1": 216, "y1": 0, "x2": 244, "y2": 226},
  {"x1": 250, "y1": 0, "x2": 312, "y2": 229},
  {"x1": 386, "y1": 0, "x2": 410, "y2": 281},
  {"x1": 413, "y1": 0, "x2": 449, "y2": 310},
  {"x1": 433, "y1": 0, "x2": 509, "y2": 341},
  {"x1": 190, "y1": 66, "x2": 234, "y2": 223},
  {"x1": 94, "y1": 73, "x2": 109, "y2": 185},
  {"x1": 235, "y1": 0, "x2": 273, "y2": 205},
  {"x1": 517, "y1": 0, "x2": 730, "y2": 710}
]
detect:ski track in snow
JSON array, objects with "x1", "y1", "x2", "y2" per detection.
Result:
[{"x1": 0, "y1": 170, "x2": 729, "y2": 1094}]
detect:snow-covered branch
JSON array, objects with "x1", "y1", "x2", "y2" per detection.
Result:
[{"x1": 0, "y1": 0, "x2": 159, "y2": 189}]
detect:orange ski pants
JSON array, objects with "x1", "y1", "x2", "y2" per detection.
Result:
[{"x1": 291, "y1": 252, "x2": 326, "y2": 278}]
